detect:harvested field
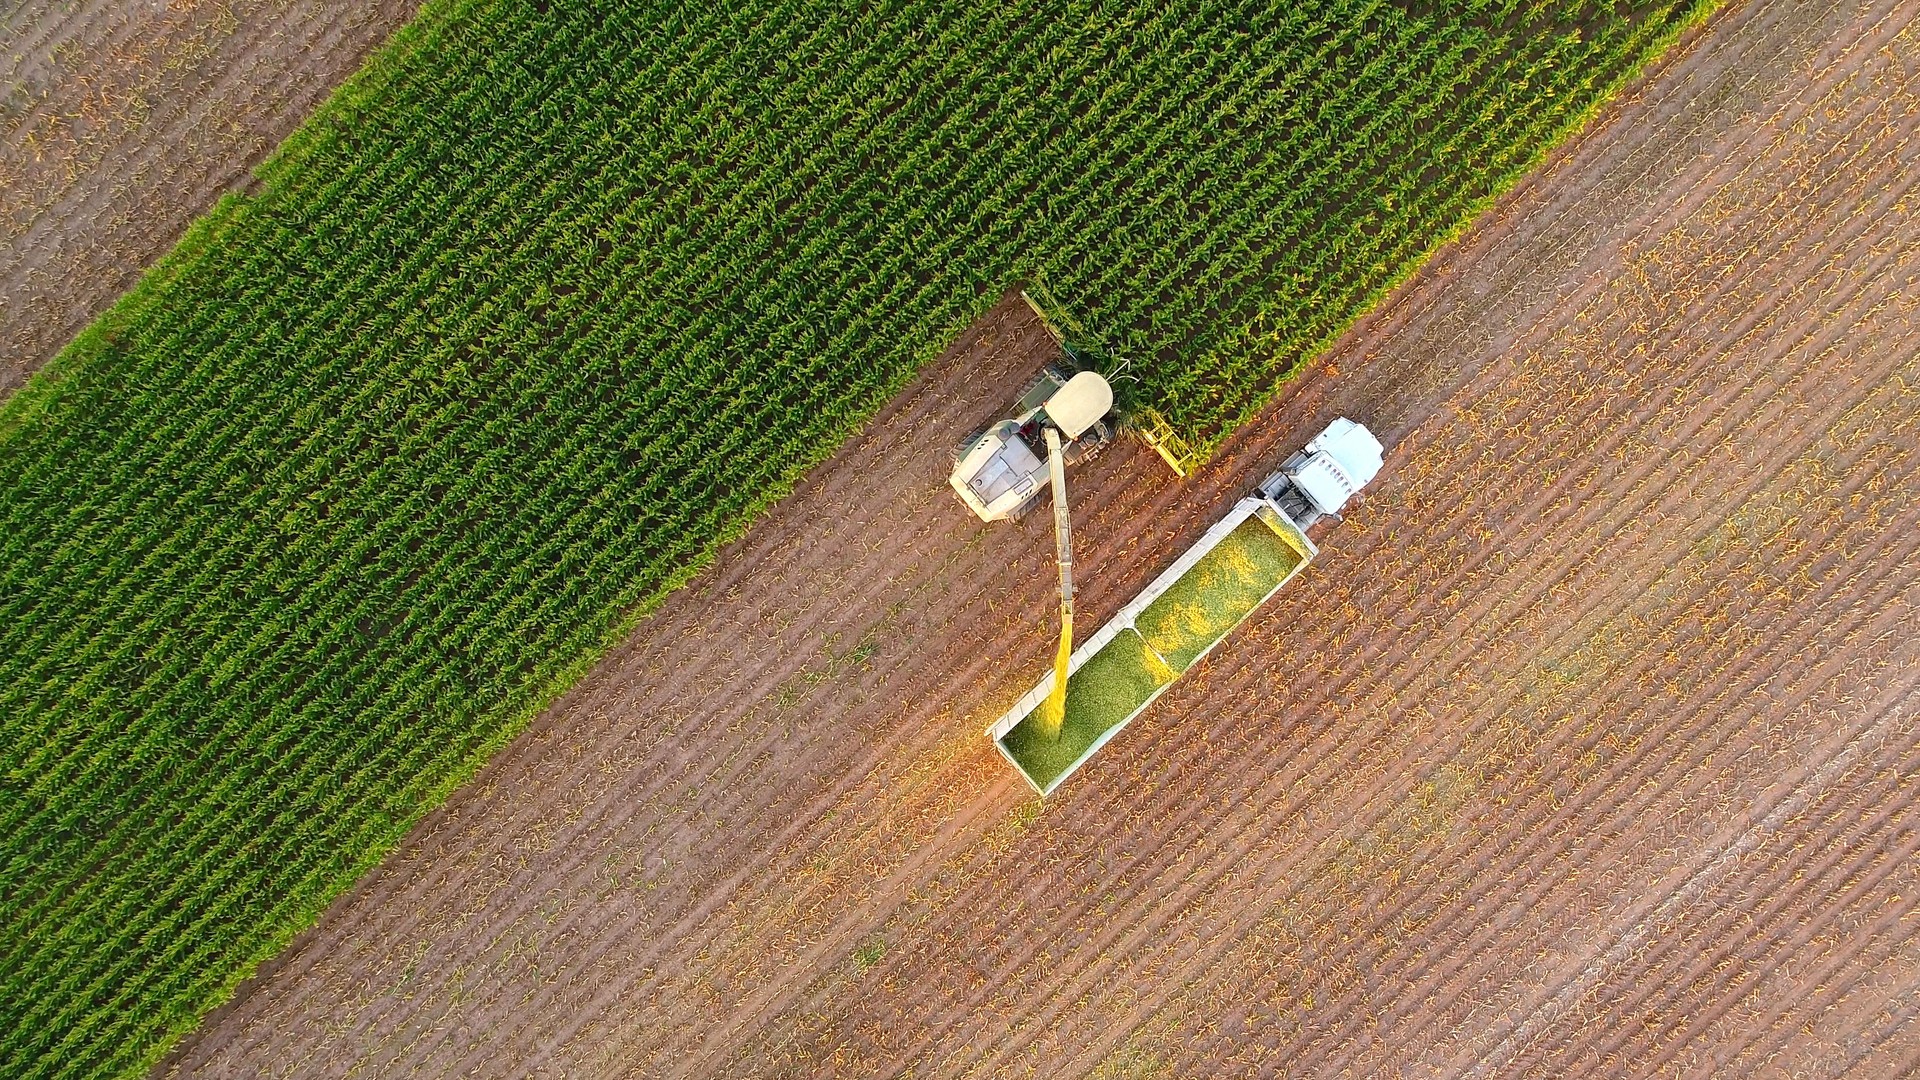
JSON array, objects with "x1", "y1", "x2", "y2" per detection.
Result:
[
  {"x1": 0, "y1": 0, "x2": 420, "y2": 391},
  {"x1": 163, "y1": 0, "x2": 1920, "y2": 1076}
]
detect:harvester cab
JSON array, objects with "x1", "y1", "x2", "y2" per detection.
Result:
[{"x1": 948, "y1": 366, "x2": 1115, "y2": 523}]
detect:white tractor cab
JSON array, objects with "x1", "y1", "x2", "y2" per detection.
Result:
[
  {"x1": 1256, "y1": 417, "x2": 1385, "y2": 529},
  {"x1": 949, "y1": 367, "x2": 1115, "y2": 522}
]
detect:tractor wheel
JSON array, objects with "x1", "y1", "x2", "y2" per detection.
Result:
[{"x1": 950, "y1": 430, "x2": 984, "y2": 465}]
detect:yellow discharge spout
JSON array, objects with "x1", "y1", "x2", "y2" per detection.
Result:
[
  {"x1": 1036, "y1": 425, "x2": 1074, "y2": 742},
  {"x1": 1039, "y1": 609, "x2": 1072, "y2": 738}
]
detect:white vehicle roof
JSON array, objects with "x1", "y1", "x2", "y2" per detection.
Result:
[
  {"x1": 962, "y1": 430, "x2": 1042, "y2": 508},
  {"x1": 1292, "y1": 418, "x2": 1384, "y2": 516},
  {"x1": 949, "y1": 422, "x2": 1043, "y2": 521},
  {"x1": 1311, "y1": 417, "x2": 1384, "y2": 487}
]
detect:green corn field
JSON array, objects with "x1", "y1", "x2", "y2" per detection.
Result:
[{"x1": 0, "y1": 0, "x2": 1716, "y2": 1075}]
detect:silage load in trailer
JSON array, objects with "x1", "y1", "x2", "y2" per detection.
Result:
[
  {"x1": 1136, "y1": 517, "x2": 1306, "y2": 674},
  {"x1": 999, "y1": 628, "x2": 1175, "y2": 792},
  {"x1": 989, "y1": 500, "x2": 1316, "y2": 796}
]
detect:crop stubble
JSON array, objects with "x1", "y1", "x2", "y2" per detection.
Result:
[
  {"x1": 162, "y1": 0, "x2": 1920, "y2": 1077},
  {"x1": 0, "y1": 0, "x2": 421, "y2": 390}
]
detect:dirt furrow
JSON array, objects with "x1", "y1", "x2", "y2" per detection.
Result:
[{"x1": 1519, "y1": 689, "x2": 1920, "y2": 1077}]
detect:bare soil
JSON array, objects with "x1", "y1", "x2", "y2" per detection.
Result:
[
  {"x1": 0, "y1": 0, "x2": 420, "y2": 391},
  {"x1": 162, "y1": 0, "x2": 1920, "y2": 1076}
]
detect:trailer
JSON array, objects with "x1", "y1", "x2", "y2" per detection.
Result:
[{"x1": 986, "y1": 418, "x2": 1384, "y2": 796}]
